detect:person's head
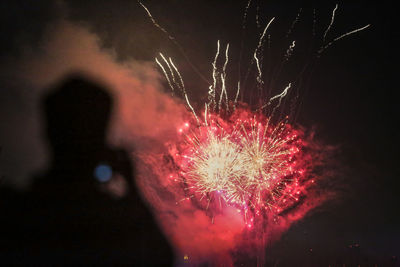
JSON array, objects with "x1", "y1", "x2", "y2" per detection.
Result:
[{"x1": 43, "y1": 74, "x2": 113, "y2": 154}]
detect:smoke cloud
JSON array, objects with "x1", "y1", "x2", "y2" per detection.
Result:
[{"x1": 0, "y1": 18, "x2": 188, "y2": 186}]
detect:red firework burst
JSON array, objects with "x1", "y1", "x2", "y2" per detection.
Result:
[{"x1": 168, "y1": 108, "x2": 314, "y2": 227}]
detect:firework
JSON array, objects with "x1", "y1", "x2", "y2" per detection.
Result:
[
  {"x1": 154, "y1": 32, "x2": 308, "y2": 223},
  {"x1": 170, "y1": 108, "x2": 309, "y2": 225},
  {"x1": 137, "y1": 1, "x2": 370, "y2": 263}
]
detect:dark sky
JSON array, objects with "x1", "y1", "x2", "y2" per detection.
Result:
[{"x1": 0, "y1": 0, "x2": 398, "y2": 265}]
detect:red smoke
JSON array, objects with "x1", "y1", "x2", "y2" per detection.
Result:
[{"x1": 137, "y1": 108, "x2": 330, "y2": 265}]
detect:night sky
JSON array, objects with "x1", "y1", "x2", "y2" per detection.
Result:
[{"x1": 0, "y1": 1, "x2": 398, "y2": 266}]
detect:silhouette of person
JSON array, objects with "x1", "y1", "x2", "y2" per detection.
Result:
[{"x1": 0, "y1": 74, "x2": 174, "y2": 265}]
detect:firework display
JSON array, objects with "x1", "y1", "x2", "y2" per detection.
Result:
[
  {"x1": 137, "y1": 1, "x2": 370, "y2": 264},
  {"x1": 171, "y1": 110, "x2": 310, "y2": 225},
  {"x1": 153, "y1": 33, "x2": 315, "y2": 227}
]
